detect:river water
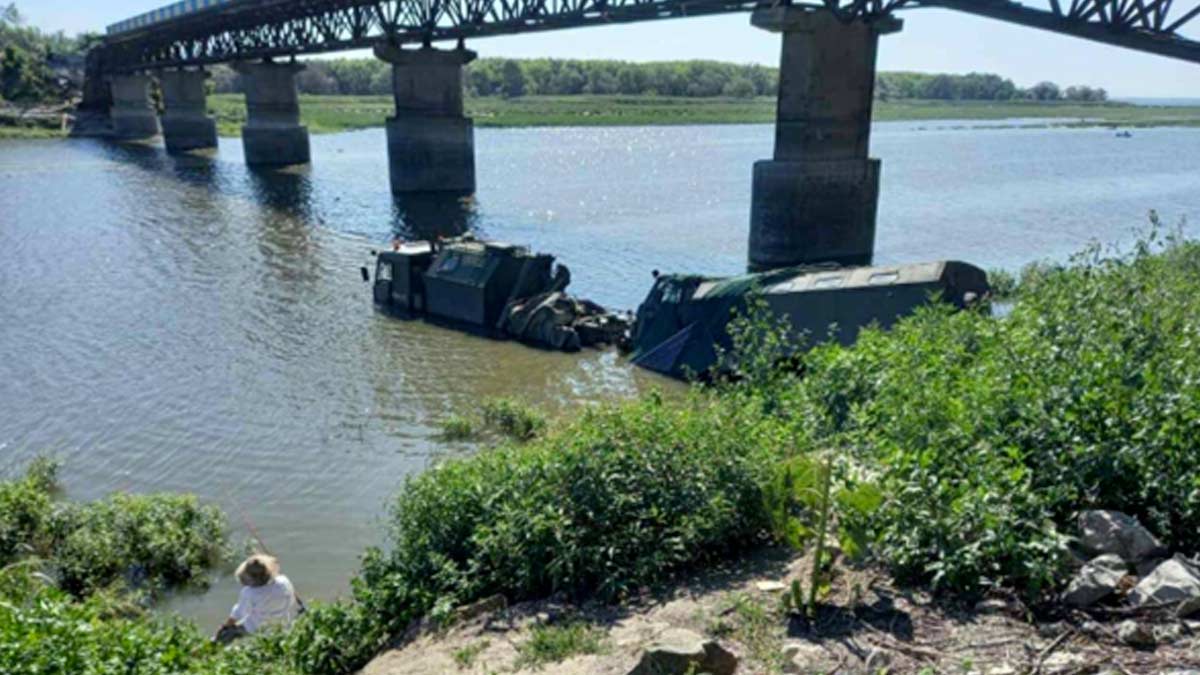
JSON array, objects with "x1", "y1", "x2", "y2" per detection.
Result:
[{"x1": 1, "y1": 120, "x2": 1198, "y2": 627}]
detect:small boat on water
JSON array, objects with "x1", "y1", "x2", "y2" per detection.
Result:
[{"x1": 363, "y1": 236, "x2": 628, "y2": 352}]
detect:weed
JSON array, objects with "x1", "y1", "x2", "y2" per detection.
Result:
[
  {"x1": 452, "y1": 640, "x2": 490, "y2": 669},
  {"x1": 480, "y1": 397, "x2": 546, "y2": 441},
  {"x1": 440, "y1": 414, "x2": 477, "y2": 441},
  {"x1": 514, "y1": 621, "x2": 605, "y2": 669}
]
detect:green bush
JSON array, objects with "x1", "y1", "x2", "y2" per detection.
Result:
[
  {"x1": 0, "y1": 457, "x2": 228, "y2": 597},
  {"x1": 480, "y1": 397, "x2": 547, "y2": 441},
  {"x1": 0, "y1": 457, "x2": 58, "y2": 564},
  {"x1": 794, "y1": 232, "x2": 1200, "y2": 598},
  {"x1": 351, "y1": 394, "x2": 779, "y2": 666},
  {"x1": 0, "y1": 564, "x2": 298, "y2": 675}
]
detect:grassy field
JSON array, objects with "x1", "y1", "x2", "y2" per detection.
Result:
[
  {"x1": 1, "y1": 96, "x2": 1197, "y2": 140},
  {"x1": 203, "y1": 94, "x2": 1200, "y2": 136}
]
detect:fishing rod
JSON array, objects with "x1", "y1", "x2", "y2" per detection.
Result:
[{"x1": 222, "y1": 486, "x2": 308, "y2": 614}]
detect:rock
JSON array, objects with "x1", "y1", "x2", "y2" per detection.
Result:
[
  {"x1": 755, "y1": 580, "x2": 787, "y2": 593},
  {"x1": 974, "y1": 598, "x2": 1012, "y2": 614},
  {"x1": 987, "y1": 666, "x2": 1018, "y2": 675},
  {"x1": 1078, "y1": 510, "x2": 1168, "y2": 563},
  {"x1": 1130, "y1": 555, "x2": 1200, "y2": 607},
  {"x1": 627, "y1": 628, "x2": 738, "y2": 675},
  {"x1": 453, "y1": 594, "x2": 507, "y2": 623},
  {"x1": 1117, "y1": 619, "x2": 1155, "y2": 648},
  {"x1": 1179, "y1": 595, "x2": 1200, "y2": 618},
  {"x1": 1062, "y1": 554, "x2": 1128, "y2": 608},
  {"x1": 781, "y1": 641, "x2": 825, "y2": 674},
  {"x1": 1153, "y1": 623, "x2": 1183, "y2": 644},
  {"x1": 1037, "y1": 621, "x2": 1069, "y2": 639}
]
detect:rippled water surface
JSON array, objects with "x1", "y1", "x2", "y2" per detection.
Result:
[{"x1": 1, "y1": 121, "x2": 1197, "y2": 626}]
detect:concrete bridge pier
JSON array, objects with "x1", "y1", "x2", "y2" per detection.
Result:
[
  {"x1": 748, "y1": 8, "x2": 902, "y2": 271},
  {"x1": 109, "y1": 74, "x2": 161, "y2": 140},
  {"x1": 375, "y1": 44, "x2": 476, "y2": 194},
  {"x1": 159, "y1": 69, "x2": 218, "y2": 153},
  {"x1": 232, "y1": 61, "x2": 311, "y2": 166}
]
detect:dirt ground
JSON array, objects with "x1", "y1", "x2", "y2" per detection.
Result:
[{"x1": 361, "y1": 548, "x2": 1200, "y2": 675}]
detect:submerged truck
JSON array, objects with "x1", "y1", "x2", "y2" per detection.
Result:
[
  {"x1": 624, "y1": 260, "x2": 991, "y2": 379},
  {"x1": 365, "y1": 237, "x2": 627, "y2": 351}
]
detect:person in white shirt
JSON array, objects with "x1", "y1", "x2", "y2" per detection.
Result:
[{"x1": 213, "y1": 554, "x2": 300, "y2": 644}]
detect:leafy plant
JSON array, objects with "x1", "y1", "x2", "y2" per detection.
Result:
[
  {"x1": 480, "y1": 397, "x2": 546, "y2": 441},
  {"x1": 452, "y1": 640, "x2": 490, "y2": 669},
  {"x1": 514, "y1": 621, "x2": 605, "y2": 669}
]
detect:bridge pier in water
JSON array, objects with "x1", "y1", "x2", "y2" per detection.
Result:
[
  {"x1": 375, "y1": 44, "x2": 477, "y2": 194},
  {"x1": 109, "y1": 74, "x2": 161, "y2": 141},
  {"x1": 159, "y1": 69, "x2": 218, "y2": 153},
  {"x1": 232, "y1": 61, "x2": 311, "y2": 167},
  {"x1": 748, "y1": 8, "x2": 901, "y2": 271}
]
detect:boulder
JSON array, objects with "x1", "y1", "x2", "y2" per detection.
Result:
[
  {"x1": 1062, "y1": 554, "x2": 1128, "y2": 608},
  {"x1": 1117, "y1": 620, "x2": 1155, "y2": 648},
  {"x1": 1176, "y1": 595, "x2": 1200, "y2": 618},
  {"x1": 1153, "y1": 623, "x2": 1183, "y2": 644},
  {"x1": 1078, "y1": 510, "x2": 1168, "y2": 563},
  {"x1": 628, "y1": 628, "x2": 738, "y2": 675},
  {"x1": 1129, "y1": 555, "x2": 1200, "y2": 607},
  {"x1": 781, "y1": 641, "x2": 825, "y2": 674}
]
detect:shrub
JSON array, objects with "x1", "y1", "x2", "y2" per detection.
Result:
[
  {"x1": 0, "y1": 457, "x2": 58, "y2": 564},
  {"x1": 480, "y1": 397, "x2": 546, "y2": 441},
  {"x1": 799, "y1": 232, "x2": 1200, "y2": 598},
  {"x1": 354, "y1": 393, "x2": 780, "y2": 662},
  {"x1": 0, "y1": 457, "x2": 228, "y2": 597},
  {"x1": 0, "y1": 564, "x2": 298, "y2": 675}
]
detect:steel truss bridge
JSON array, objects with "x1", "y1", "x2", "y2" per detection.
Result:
[{"x1": 99, "y1": 0, "x2": 1200, "y2": 73}]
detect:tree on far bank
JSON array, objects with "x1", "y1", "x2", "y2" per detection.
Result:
[
  {"x1": 1027, "y1": 81, "x2": 1062, "y2": 101},
  {"x1": 501, "y1": 59, "x2": 525, "y2": 98},
  {"x1": 1, "y1": 44, "x2": 48, "y2": 109}
]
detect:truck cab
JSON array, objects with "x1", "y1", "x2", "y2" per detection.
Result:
[{"x1": 372, "y1": 242, "x2": 435, "y2": 314}]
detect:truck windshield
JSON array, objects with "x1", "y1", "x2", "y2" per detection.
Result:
[{"x1": 376, "y1": 260, "x2": 393, "y2": 282}]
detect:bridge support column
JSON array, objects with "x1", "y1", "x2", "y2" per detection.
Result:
[
  {"x1": 109, "y1": 74, "x2": 161, "y2": 140},
  {"x1": 375, "y1": 44, "x2": 476, "y2": 194},
  {"x1": 159, "y1": 69, "x2": 218, "y2": 153},
  {"x1": 748, "y1": 8, "x2": 901, "y2": 271},
  {"x1": 232, "y1": 61, "x2": 310, "y2": 166}
]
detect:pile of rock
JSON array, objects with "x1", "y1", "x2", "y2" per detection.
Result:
[{"x1": 1064, "y1": 510, "x2": 1200, "y2": 648}]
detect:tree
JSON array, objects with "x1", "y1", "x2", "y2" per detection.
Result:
[
  {"x1": 1, "y1": 44, "x2": 47, "y2": 108},
  {"x1": 1027, "y1": 81, "x2": 1061, "y2": 101},
  {"x1": 722, "y1": 76, "x2": 756, "y2": 99},
  {"x1": 500, "y1": 59, "x2": 525, "y2": 98}
]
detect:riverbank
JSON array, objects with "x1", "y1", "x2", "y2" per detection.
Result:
[
  {"x1": 3, "y1": 96, "x2": 1198, "y2": 140},
  {"x1": 204, "y1": 95, "x2": 1200, "y2": 136},
  {"x1": 6, "y1": 229, "x2": 1200, "y2": 674}
]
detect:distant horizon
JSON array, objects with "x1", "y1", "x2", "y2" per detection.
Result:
[{"x1": 12, "y1": 1, "x2": 1200, "y2": 97}]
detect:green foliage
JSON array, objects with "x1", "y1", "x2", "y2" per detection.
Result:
[
  {"x1": 514, "y1": 621, "x2": 606, "y2": 669},
  {"x1": 986, "y1": 268, "x2": 1017, "y2": 301},
  {"x1": 452, "y1": 640, "x2": 490, "y2": 669},
  {"x1": 351, "y1": 394, "x2": 776, "y2": 671},
  {"x1": 0, "y1": 44, "x2": 48, "y2": 105},
  {"x1": 0, "y1": 457, "x2": 228, "y2": 597},
  {"x1": 0, "y1": 555, "x2": 295, "y2": 675},
  {"x1": 440, "y1": 413, "x2": 477, "y2": 441},
  {"x1": 0, "y1": 457, "x2": 57, "y2": 564},
  {"x1": 480, "y1": 397, "x2": 546, "y2": 441}
]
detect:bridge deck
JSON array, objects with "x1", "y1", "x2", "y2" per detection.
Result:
[{"x1": 101, "y1": 0, "x2": 1200, "y2": 71}]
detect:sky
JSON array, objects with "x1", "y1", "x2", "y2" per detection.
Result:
[{"x1": 16, "y1": 0, "x2": 1200, "y2": 97}]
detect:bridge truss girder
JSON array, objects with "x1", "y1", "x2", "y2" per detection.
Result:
[{"x1": 101, "y1": 0, "x2": 1200, "y2": 72}]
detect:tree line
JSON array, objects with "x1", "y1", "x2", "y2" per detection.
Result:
[{"x1": 212, "y1": 57, "x2": 1108, "y2": 102}]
